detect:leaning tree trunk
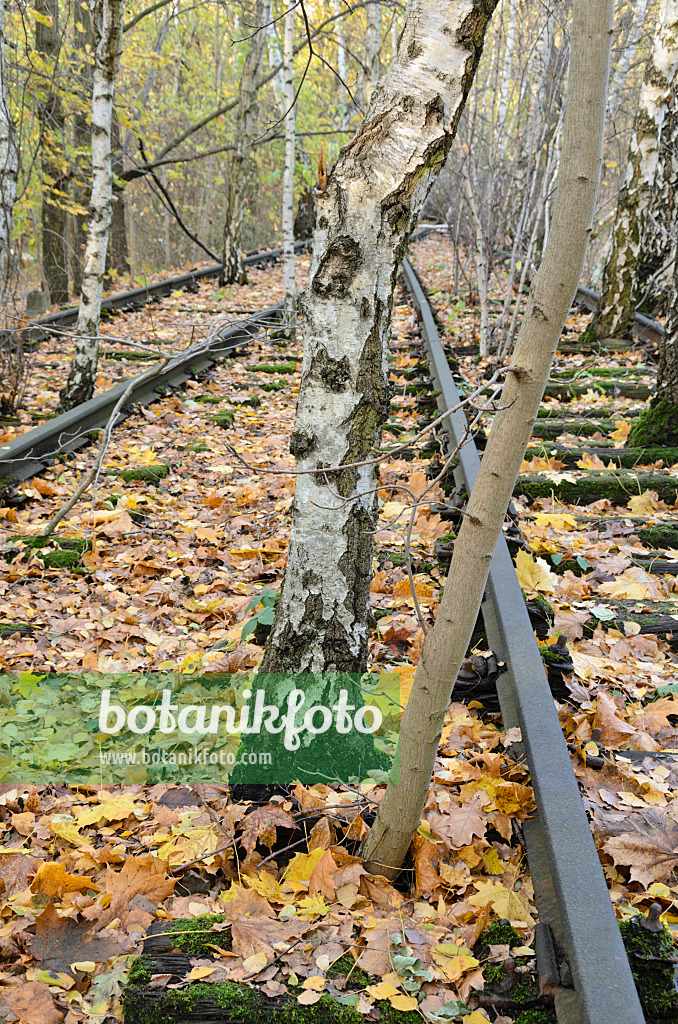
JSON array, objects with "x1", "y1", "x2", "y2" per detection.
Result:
[
  {"x1": 634, "y1": 80, "x2": 678, "y2": 316},
  {"x1": 363, "y1": 0, "x2": 615, "y2": 877},
  {"x1": 282, "y1": 0, "x2": 295, "y2": 329},
  {"x1": 57, "y1": 0, "x2": 123, "y2": 413},
  {"x1": 260, "y1": 0, "x2": 499, "y2": 675},
  {"x1": 0, "y1": 0, "x2": 18, "y2": 311},
  {"x1": 36, "y1": 0, "x2": 69, "y2": 307},
  {"x1": 220, "y1": 0, "x2": 270, "y2": 286},
  {"x1": 584, "y1": 0, "x2": 678, "y2": 344}
]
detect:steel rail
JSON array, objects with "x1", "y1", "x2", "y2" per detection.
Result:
[
  {"x1": 401, "y1": 257, "x2": 645, "y2": 1024},
  {"x1": 16, "y1": 241, "x2": 309, "y2": 337},
  {"x1": 0, "y1": 303, "x2": 283, "y2": 485}
]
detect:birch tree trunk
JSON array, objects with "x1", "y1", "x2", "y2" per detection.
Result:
[
  {"x1": 333, "y1": 0, "x2": 349, "y2": 124},
  {"x1": 36, "y1": 0, "x2": 69, "y2": 307},
  {"x1": 607, "y1": 0, "x2": 649, "y2": 120},
  {"x1": 57, "y1": 0, "x2": 123, "y2": 413},
  {"x1": 282, "y1": 0, "x2": 295, "y2": 329},
  {"x1": 634, "y1": 81, "x2": 678, "y2": 315},
  {"x1": 260, "y1": 0, "x2": 499, "y2": 676},
  {"x1": 220, "y1": 0, "x2": 270, "y2": 286},
  {"x1": 584, "y1": 0, "x2": 678, "y2": 344},
  {"x1": 70, "y1": 4, "x2": 95, "y2": 293},
  {"x1": 497, "y1": 0, "x2": 516, "y2": 139},
  {"x1": 363, "y1": 0, "x2": 615, "y2": 877},
  {"x1": 363, "y1": 2, "x2": 382, "y2": 107},
  {"x1": 0, "y1": 0, "x2": 18, "y2": 311}
]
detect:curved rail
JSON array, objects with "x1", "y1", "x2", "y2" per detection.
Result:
[
  {"x1": 17, "y1": 241, "x2": 309, "y2": 339},
  {"x1": 401, "y1": 257, "x2": 645, "y2": 1024}
]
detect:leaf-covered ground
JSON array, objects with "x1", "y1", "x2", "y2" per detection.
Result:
[{"x1": 0, "y1": 237, "x2": 676, "y2": 1023}]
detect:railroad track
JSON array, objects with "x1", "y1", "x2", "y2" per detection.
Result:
[
  {"x1": 401, "y1": 253, "x2": 677, "y2": 1024},
  {"x1": 0, "y1": 242, "x2": 306, "y2": 489},
  {"x1": 16, "y1": 241, "x2": 310, "y2": 341}
]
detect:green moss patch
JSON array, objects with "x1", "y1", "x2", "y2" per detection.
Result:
[
  {"x1": 253, "y1": 362, "x2": 297, "y2": 374},
  {"x1": 474, "y1": 920, "x2": 521, "y2": 960},
  {"x1": 118, "y1": 464, "x2": 170, "y2": 485},
  {"x1": 531, "y1": 420, "x2": 615, "y2": 439},
  {"x1": 515, "y1": 472, "x2": 678, "y2": 507},
  {"x1": 39, "y1": 549, "x2": 81, "y2": 570},
  {"x1": 261, "y1": 379, "x2": 287, "y2": 392},
  {"x1": 620, "y1": 918, "x2": 678, "y2": 1021},
  {"x1": 628, "y1": 397, "x2": 678, "y2": 447},
  {"x1": 165, "y1": 913, "x2": 230, "y2": 955},
  {"x1": 210, "y1": 410, "x2": 236, "y2": 428},
  {"x1": 523, "y1": 445, "x2": 678, "y2": 469},
  {"x1": 637, "y1": 524, "x2": 678, "y2": 549}
]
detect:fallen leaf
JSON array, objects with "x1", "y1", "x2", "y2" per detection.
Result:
[
  {"x1": 514, "y1": 550, "x2": 556, "y2": 596},
  {"x1": 2, "y1": 981, "x2": 63, "y2": 1024},
  {"x1": 28, "y1": 903, "x2": 127, "y2": 975},
  {"x1": 31, "y1": 862, "x2": 101, "y2": 899},
  {"x1": 240, "y1": 805, "x2": 296, "y2": 857}
]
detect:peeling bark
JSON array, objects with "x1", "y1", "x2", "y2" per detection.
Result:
[
  {"x1": 589, "y1": 0, "x2": 678, "y2": 342},
  {"x1": 57, "y1": 0, "x2": 123, "y2": 413},
  {"x1": 220, "y1": 0, "x2": 270, "y2": 286},
  {"x1": 363, "y1": 0, "x2": 615, "y2": 877},
  {"x1": 261, "y1": 0, "x2": 499, "y2": 675},
  {"x1": 0, "y1": 0, "x2": 18, "y2": 309}
]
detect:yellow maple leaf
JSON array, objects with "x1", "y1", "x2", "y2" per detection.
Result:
[
  {"x1": 514, "y1": 549, "x2": 556, "y2": 596},
  {"x1": 75, "y1": 793, "x2": 141, "y2": 827},
  {"x1": 283, "y1": 848, "x2": 325, "y2": 885},
  {"x1": 610, "y1": 420, "x2": 630, "y2": 442},
  {"x1": 533, "y1": 513, "x2": 578, "y2": 531},
  {"x1": 49, "y1": 816, "x2": 84, "y2": 846},
  {"x1": 468, "y1": 880, "x2": 535, "y2": 925},
  {"x1": 576, "y1": 452, "x2": 606, "y2": 470},
  {"x1": 296, "y1": 893, "x2": 329, "y2": 918},
  {"x1": 393, "y1": 576, "x2": 434, "y2": 599},
  {"x1": 598, "y1": 579, "x2": 652, "y2": 600},
  {"x1": 627, "y1": 490, "x2": 668, "y2": 515},
  {"x1": 464, "y1": 1012, "x2": 492, "y2": 1024}
]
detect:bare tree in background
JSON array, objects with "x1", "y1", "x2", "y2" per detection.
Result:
[
  {"x1": 220, "y1": 0, "x2": 271, "y2": 286},
  {"x1": 282, "y1": 0, "x2": 295, "y2": 328},
  {"x1": 0, "y1": 0, "x2": 18, "y2": 312},
  {"x1": 57, "y1": 0, "x2": 123, "y2": 413}
]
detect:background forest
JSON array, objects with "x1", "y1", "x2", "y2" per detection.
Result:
[{"x1": 1, "y1": 0, "x2": 662, "y2": 312}]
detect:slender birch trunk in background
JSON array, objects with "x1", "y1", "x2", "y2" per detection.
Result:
[
  {"x1": 333, "y1": 0, "x2": 349, "y2": 124},
  {"x1": 282, "y1": 0, "x2": 295, "y2": 329},
  {"x1": 607, "y1": 0, "x2": 649, "y2": 120},
  {"x1": 0, "y1": 0, "x2": 18, "y2": 312},
  {"x1": 36, "y1": 0, "x2": 69, "y2": 306},
  {"x1": 364, "y1": 0, "x2": 615, "y2": 877},
  {"x1": 497, "y1": 0, "x2": 516, "y2": 142},
  {"x1": 57, "y1": 0, "x2": 123, "y2": 413},
  {"x1": 463, "y1": 160, "x2": 491, "y2": 355},
  {"x1": 220, "y1": 0, "x2": 270, "y2": 286},
  {"x1": 261, "y1": 0, "x2": 499, "y2": 675},
  {"x1": 363, "y1": 2, "x2": 382, "y2": 107},
  {"x1": 584, "y1": 0, "x2": 678, "y2": 344}
]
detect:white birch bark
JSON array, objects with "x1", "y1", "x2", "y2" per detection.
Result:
[
  {"x1": 607, "y1": 0, "x2": 649, "y2": 119},
  {"x1": 497, "y1": 0, "x2": 516, "y2": 136},
  {"x1": 220, "y1": 0, "x2": 271, "y2": 286},
  {"x1": 363, "y1": 2, "x2": 382, "y2": 107},
  {"x1": 333, "y1": 0, "x2": 349, "y2": 124},
  {"x1": 267, "y1": 21, "x2": 285, "y2": 116},
  {"x1": 590, "y1": 0, "x2": 678, "y2": 342},
  {"x1": 261, "y1": 0, "x2": 499, "y2": 675},
  {"x1": 282, "y1": 0, "x2": 295, "y2": 328},
  {"x1": 57, "y1": 0, "x2": 123, "y2": 412},
  {"x1": 0, "y1": 0, "x2": 18, "y2": 312},
  {"x1": 364, "y1": 0, "x2": 615, "y2": 878}
]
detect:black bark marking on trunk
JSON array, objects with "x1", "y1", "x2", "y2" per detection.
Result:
[
  {"x1": 289, "y1": 428, "x2": 317, "y2": 458},
  {"x1": 311, "y1": 235, "x2": 362, "y2": 298},
  {"x1": 310, "y1": 347, "x2": 351, "y2": 392}
]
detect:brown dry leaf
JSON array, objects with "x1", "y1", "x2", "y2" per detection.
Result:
[
  {"x1": 631, "y1": 697, "x2": 678, "y2": 735},
  {"x1": 240, "y1": 805, "x2": 297, "y2": 857},
  {"x1": 393, "y1": 577, "x2": 434, "y2": 599},
  {"x1": 307, "y1": 817, "x2": 336, "y2": 851},
  {"x1": 413, "y1": 835, "x2": 443, "y2": 894},
  {"x1": 604, "y1": 816, "x2": 678, "y2": 886},
  {"x1": 576, "y1": 452, "x2": 606, "y2": 470},
  {"x1": 105, "y1": 854, "x2": 176, "y2": 916},
  {"x1": 0, "y1": 852, "x2": 39, "y2": 896},
  {"x1": 1, "y1": 981, "x2": 63, "y2": 1024},
  {"x1": 554, "y1": 607, "x2": 591, "y2": 639},
  {"x1": 358, "y1": 874, "x2": 405, "y2": 911},
  {"x1": 230, "y1": 916, "x2": 305, "y2": 961},
  {"x1": 308, "y1": 849, "x2": 337, "y2": 899},
  {"x1": 31, "y1": 862, "x2": 101, "y2": 899},
  {"x1": 28, "y1": 903, "x2": 128, "y2": 974},
  {"x1": 99, "y1": 510, "x2": 136, "y2": 536},
  {"x1": 430, "y1": 792, "x2": 488, "y2": 848},
  {"x1": 594, "y1": 693, "x2": 637, "y2": 748}
]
